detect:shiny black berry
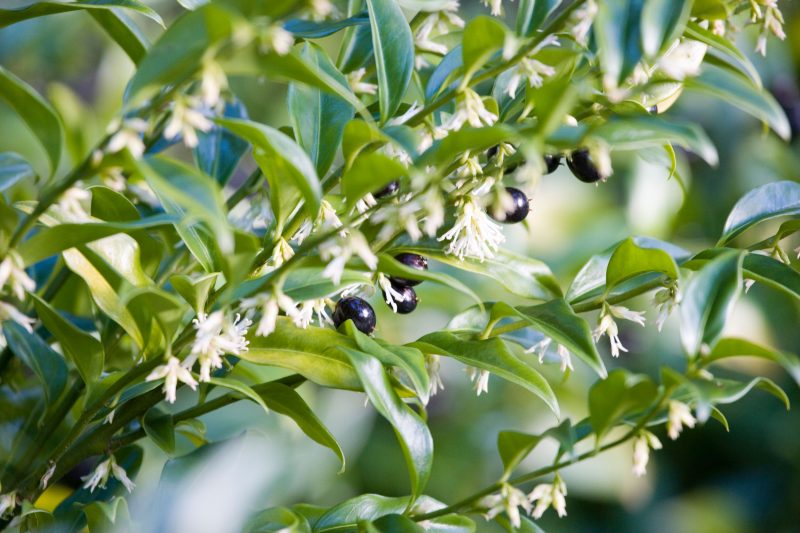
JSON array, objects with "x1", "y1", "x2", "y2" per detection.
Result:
[
  {"x1": 647, "y1": 104, "x2": 658, "y2": 114},
  {"x1": 567, "y1": 149, "x2": 604, "y2": 183},
  {"x1": 373, "y1": 180, "x2": 399, "y2": 198},
  {"x1": 544, "y1": 154, "x2": 562, "y2": 174},
  {"x1": 487, "y1": 144, "x2": 499, "y2": 159},
  {"x1": 333, "y1": 297, "x2": 376, "y2": 334},
  {"x1": 389, "y1": 253, "x2": 428, "y2": 287},
  {"x1": 384, "y1": 283, "x2": 419, "y2": 314},
  {"x1": 490, "y1": 187, "x2": 529, "y2": 224}
]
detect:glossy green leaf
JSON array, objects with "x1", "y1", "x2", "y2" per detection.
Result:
[
  {"x1": 0, "y1": 152, "x2": 35, "y2": 192},
  {"x1": 342, "y1": 152, "x2": 406, "y2": 208},
  {"x1": 245, "y1": 507, "x2": 311, "y2": 533},
  {"x1": 208, "y1": 377, "x2": 270, "y2": 415},
  {"x1": 703, "y1": 338, "x2": 800, "y2": 386},
  {"x1": 377, "y1": 254, "x2": 483, "y2": 307},
  {"x1": 143, "y1": 407, "x2": 175, "y2": 454},
  {"x1": 314, "y1": 494, "x2": 408, "y2": 531},
  {"x1": 497, "y1": 419, "x2": 575, "y2": 478},
  {"x1": 495, "y1": 300, "x2": 606, "y2": 378},
  {"x1": 0, "y1": 0, "x2": 161, "y2": 28},
  {"x1": 342, "y1": 348, "x2": 434, "y2": 502},
  {"x1": 680, "y1": 250, "x2": 743, "y2": 357},
  {"x1": 516, "y1": 0, "x2": 561, "y2": 37},
  {"x1": 688, "y1": 377, "x2": 790, "y2": 422},
  {"x1": 195, "y1": 99, "x2": 249, "y2": 184},
  {"x1": 461, "y1": 16, "x2": 507, "y2": 79},
  {"x1": 82, "y1": 496, "x2": 131, "y2": 533},
  {"x1": 742, "y1": 252, "x2": 800, "y2": 300},
  {"x1": 685, "y1": 64, "x2": 791, "y2": 141},
  {"x1": 684, "y1": 21, "x2": 761, "y2": 87},
  {"x1": 170, "y1": 273, "x2": 219, "y2": 313},
  {"x1": 32, "y1": 294, "x2": 104, "y2": 386},
  {"x1": 3, "y1": 322, "x2": 67, "y2": 405},
  {"x1": 366, "y1": 0, "x2": 414, "y2": 122},
  {"x1": 342, "y1": 119, "x2": 390, "y2": 167},
  {"x1": 418, "y1": 125, "x2": 515, "y2": 168},
  {"x1": 289, "y1": 44, "x2": 354, "y2": 177},
  {"x1": 391, "y1": 242, "x2": 561, "y2": 300},
  {"x1": 0, "y1": 65, "x2": 63, "y2": 177},
  {"x1": 281, "y1": 267, "x2": 374, "y2": 301},
  {"x1": 257, "y1": 382, "x2": 345, "y2": 470},
  {"x1": 125, "y1": 287, "x2": 189, "y2": 346},
  {"x1": 219, "y1": 118, "x2": 321, "y2": 224},
  {"x1": 718, "y1": 180, "x2": 800, "y2": 244},
  {"x1": 241, "y1": 318, "x2": 361, "y2": 390},
  {"x1": 589, "y1": 369, "x2": 658, "y2": 440},
  {"x1": 413, "y1": 331, "x2": 559, "y2": 415},
  {"x1": 364, "y1": 514, "x2": 425, "y2": 532},
  {"x1": 592, "y1": 115, "x2": 718, "y2": 166},
  {"x1": 425, "y1": 45, "x2": 462, "y2": 101},
  {"x1": 88, "y1": 9, "x2": 150, "y2": 64},
  {"x1": 285, "y1": 13, "x2": 369, "y2": 39},
  {"x1": 595, "y1": 0, "x2": 644, "y2": 86},
  {"x1": 605, "y1": 238, "x2": 679, "y2": 292},
  {"x1": 640, "y1": 0, "x2": 692, "y2": 57}
]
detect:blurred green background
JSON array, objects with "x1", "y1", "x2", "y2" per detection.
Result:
[{"x1": 1, "y1": 1, "x2": 799, "y2": 531}]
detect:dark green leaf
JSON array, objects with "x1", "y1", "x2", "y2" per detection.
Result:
[
  {"x1": 718, "y1": 180, "x2": 800, "y2": 244},
  {"x1": 3, "y1": 322, "x2": 67, "y2": 405},
  {"x1": 595, "y1": 0, "x2": 644, "y2": 86},
  {"x1": 605, "y1": 238, "x2": 679, "y2": 292},
  {"x1": 462, "y1": 16, "x2": 507, "y2": 79},
  {"x1": 195, "y1": 99, "x2": 250, "y2": 185},
  {"x1": 342, "y1": 153, "x2": 407, "y2": 208},
  {"x1": 143, "y1": 407, "x2": 175, "y2": 454},
  {"x1": 208, "y1": 377, "x2": 270, "y2": 415},
  {"x1": 244, "y1": 507, "x2": 311, "y2": 533},
  {"x1": 425, "y1": 45, "x2": 462, "y2": 101},
  {"x1": 742, "y1": 253, "x2": 800, "y2": 301},
  {"x1": 170, "y1": 273, "x2": 219, "y2": 313},
  {"x1": 365, "y1": 0, "x2": 414, "y2": 122},
  {"x1": 418, "y1": 125, "x2": 515, "y2": 168},
  {"x1": 703, "y1": 338, "x2": 800, "y2": 386},
  {"x1": 684, "y1": 21, "x2": 761, "y2": 87},
  {"x1": 365, "y1": 514, "x2": 425, "y2": 532},
  {"x1": 284, "y1": 13, "x2": 369, "y2": 39},
  {"x1": 589, "y1": 369, "x2": 658, "y2": 439},
  {"x1": 640, "y1": 0, "x2": 692, "y2": 57},
  {"x1": 377, "y1": 254, "x2": 483, "y2": 307},
  {"x1": 89, "y1": 9, "x2": 150, "y2": 64},
  {"x1": 314, "y1": 494, "x2": 408, "y2": 531},
  {"x1": 0, "y1": 0, "x2": 162, "y2": 28},
  {"x1": 516, "y1": 0, "x2": 561, "y2": 37},
  {"x1": 0, "y1": 152, "x2": 35, "y2": 192}
]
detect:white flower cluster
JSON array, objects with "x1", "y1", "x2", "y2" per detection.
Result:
[
  {"x1": 593, "y1": 303, "x2": 646, "y2": 357},
  {"x1": 481, "y1": 475, "x2": 568, "y2": 528},
  {"x1": 751, "y1": 0, "x2": 786, "y2": 56},
  {"x1": 438, "y1": 195, "x2": 505, "y2": 262},
  {"x1": 81, "y1": 455, "x2": 136, "y2": 493}
]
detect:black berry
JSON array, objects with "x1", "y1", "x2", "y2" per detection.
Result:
[
  {"x1": 373, "y1": 180, "x2": 399, "y2": 198},
  {"x1": 647, "y1": 104, "x2": 658, "y2": 114},
  {"x1": 384, "y1": 283, "x2": 418, "y2": 314},
  {"x1": 333, "y1": 297, "x2": 376, "y2": 334},
  {"x1": 544, "y1": 154, "x2": 561, "y2": 174},
  {"x1": 389, "y1": 253, "x2": 428, "y2": 287},
  {"x1": 487, "y1": 144, "x2": 499, "y2": 159},
  {"x1": 490, "y1": 187, "x2": 529, "y2": 224},
  {"x1": 567, "y1": 149, "x2": 604, "y2": 183}
]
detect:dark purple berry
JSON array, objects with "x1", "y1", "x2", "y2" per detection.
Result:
[
  {"x1": 389, "y1": 253, "x2": 428, "y2": 287},
  {"x1": 567, "y1": 149, "x2": 604, "y2": 183},
  {"x1": 487, "y1": 144, "x2": 499, "y2": 159},
  {"x1": 490, "y1": 187, "x2": 529, "y2": 224},
  {"x1": 383, "y1": 283, "x2": 419, "y2": 314},
  {"x1": 544, "y1": 154, "x2": 561, "y2": 174},
  {"x1": 333, "y1": 297, "x2": 376, "y2": 334},
  {"x1": 648, "y1": 104, "x2": 658, "y2": 114},
  {"x1": 373, "y1": 180, "x2": 399, "y2": 198}
]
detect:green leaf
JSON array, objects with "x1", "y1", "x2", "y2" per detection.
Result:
[
  {"x1": 365, "y1": 0, "x2": 414, "y2": 122},
  {"x1": 31, "y1": 294, "x2": 104, "y2": 387},
  {"x1": 413, "y1": 331, "x2": 559, "y2": 415},
  {"x1": 516, "y1": 0, "x2": 561, "y2": 37},
  {"x1": 718, "y1": 181, "x2": 800, "y2": 244},
  {"x1": 344, "y1": 321, "x2": 430, "y2": 404},
  {"x1": 170, "y1": 273, "x2": 219, "y2": 313},
  {"x1": 377, "y1": 254, "x2": 483, "y2": 307},
  {"x1": 82, "y1": 497, "x2": 131, "y2": 533},
  {"x1": 289, "y1": 44, "x2": 355, "y2": 177},
  {"x1": 219, "y1": 118, "x2": 322, "y2": 224},
  {"x1": 3, "y1": 322, "x2": 67, "y2": 405},
  {"x1": 343, "y1": 153, "x2": 407, "y2": 209},
  {"x1": 592, "y1": 115, "x2": 718, "y2": 166},
  {"x1": 364, "y1": 514, "x2": 425, "y2": 532},
  {"x1": 342, "y1": 119, "x2": 390, "y2": 167},
  {"x1": 125, "y1": 287, "x2": 189, "y2": 346},
  {"x1": 143, "y1": 407, "x2": 175, "y2": 454},
  {"x1": 0, "y1": 152, "x2": 35, "y2": 193},
  {"x1": 680, "y1": 250, "x2": 743, "y2": 357},
  {"x1": 589, "y1": 369, "x2": 658, "y2": 440},
  {"x1": 703, "y1": 338, "x2": 800, "y2": 387},
  {"x1": 418, "y1": 125, "x2": 515, "y2": 168},
  {"x1": 684, "y1": 21, "x2": 761, "y2": 87},
  {"x1": 497, "y1": 420, "x2": 575, "y2": 478},
  {"x1": 494, "y1": 300, "x2": 606, "y2": 378},
  {"x1": 605, "y1": 238, "x2": 679, "y2": 292},
  {"x1": 595, "y1": 0, "x2": 644, "y2": 86},
  {"x1": 126, "y1": 4, "x2": 234, "y2": 105},
  {"x1": 685, "y1": 64, "x2": 791, "y2": 141},
  {"x1": 18, "y1": 214, "x2": 175, "y2": 266},
  {"x1": 0, "y1": 0, "x2": 162, "y2": 28},
  {"x1": 314, "y1": 494, "x2": 409, "y2": 531},
  {"x1": 256, "y1": 382, "x2": 346, "y2": 470},
  {"x1": 461, "y1": 16, "x2": 507, "y2": 79},
  {"x1": 241, "y1": 318, "x2": 361, "y2": 390},
  {"x1": 391, "y1": 242, "x2": 562, "y2": 300},
  {"x1": 0, "y1": 65, "x2": 63, "y2": 177},
  {"x1": 285, "y1": 13, "x2": 369, "y2": 39},
  {"x1": 742, "y1": 252, "x2": 800, "y2": 301},
  {"x1": 208, "y1": 377, "x2": 270, "y2": 415},
  {"x1": 280, "y1": 267, "x2": 374, "y2": 301},
  {"x1": 245, "y1": 507, "x2": 311, "y2": 533},
  {"x1": 195, "y1": 99, "x2": 249, "y2": 185},
  {"x1": 641, "y1": 0, "x2": 692, "y2": 56},
  {"x1": 343, "y1": 348, "x2": 434, "y2": 502},
  {"x1": 688, "y1": 377, "x2": 790, "y2": 422},
  {"x1": 88, "y1": 9, "x2": 150, "y2": 64},
  {"x1": 425, "y1": 45, "x2": 462, "y2": 101}
]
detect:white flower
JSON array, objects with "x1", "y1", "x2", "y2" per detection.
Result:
[
  {"x1": 260, "y1": 25, "x2": 294, "y2": 55},
  {"x1": 82, "y1": 455, "x2": 135, "y2": 493},
  {"x1": 0, "y1": 251, "x2": 35, "y2": 301},
  {"x1": 378, "y1": 273, "x2": 406, "y2": 313},
  {"x1": 200, "y1": 59, "x2": 228, "y2": 107},
  {"x1": 0, "y1": 302, "x2": 36, "y2": 350},
  {"x1": 656, "y1": 39, "x2": 708, "y2": 80},
  {"x1": 556, "y1": 344, "x2": 574, "y2": 373},
  {"x1": 482, "y1": 483, "x2": 531, "y2": 529},
  {"x1": 632, "y1": 430, "x2": 663, "y2": 477},
  {"x1": 467, "y1": 366, "x2": 490, "y2": 395},
  {"x1": 529, "y1": 474, "x2": 568, "y2": 519},
  {"x1": 321, "y1": 231, "x2": 378, "y2": 285},
  {"x1": 443, "y1": 88, "x2": 498, "y2": 131},
  {"x1": 795, "y1": 245, "x2": 800, "y2": 260},
  {"x1": 0, "y1": 492, "x2": 17, "y2": 518},
  {"x1": 414, "y1": 8, "x2": 463, "y2": 63},
  {"x1": 355, "y1": 192, "x2": 377, "y2": 214},
  {"x1": 481, "y1": 0, "x2": 508, "y2": 16},
  {"x1": 751, "y1": 0, "x2": 785, "y2": 56},
  {"x1": 56, "y1": 186, "x2": 92, "y2": 222},
  {"x1": 187, "y1": 311, "x2": 251, "y2": 381},
  {"x1": 318, "y1": 199, "x2": 346, "y2": 235},
  {"x1": 526, "y1": 337, "x2": 573, "y2": 373},
  {"x1": 457, "y1": 156, "x2": 484, "y2": 179},
  {"x1": 653, "y1": 284, "x2": 680, "y2": 332},
  {"x1": 146, "y1": 356, "x2": 198, "y2": 404},
  {"x1": 309, "y1": 0, "x2": 334, "y2": 19},
  {"x1": 293, "y1": 298, "x2": 333, "y2": 328},
  {"x1": 422, "y1": 188, "x2": 446, "y2": 238},
  {"x1": 426, "y1": 354, "x2": 444, "y2": 397},
  {"x1": 570, "y1": 0, "x2": 597, "y2": 45},
  {"x1": 40, "y1": 460, "x2": 56, "y2": 489},
  {"x1": 268, "y1": 237, "x2": 295, "y2": 270},
  {"x1": 593, "y1": 303, "x2": 646, "y2": 357},
  {"x1": 373, "y1": 199, "x2": 425, "y2": 243},
  {"x1": 106, "y1": 118, "x2": 147, "y2": 159},
  {"x1": 507, "y1": 57, "x2": 556, "y2": 97},
  {"x1": 667, "y1": 400, "x2": 696, "y2": 440},
  {"x1": 163, "y1": 96, "x2": 213, "y2": 148},
  {"x1": 347, "y1": 68, "x2": 378, "y2": 95},
  {"x1": 100, "y1": 166, "x2": 127, "y2": 192},
  {"x1": 438, "y1": 195, "x2": 505, "y2": 262},
  {"x1": 241, "y1": 292, "x2": 300, "y2": 337}
]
